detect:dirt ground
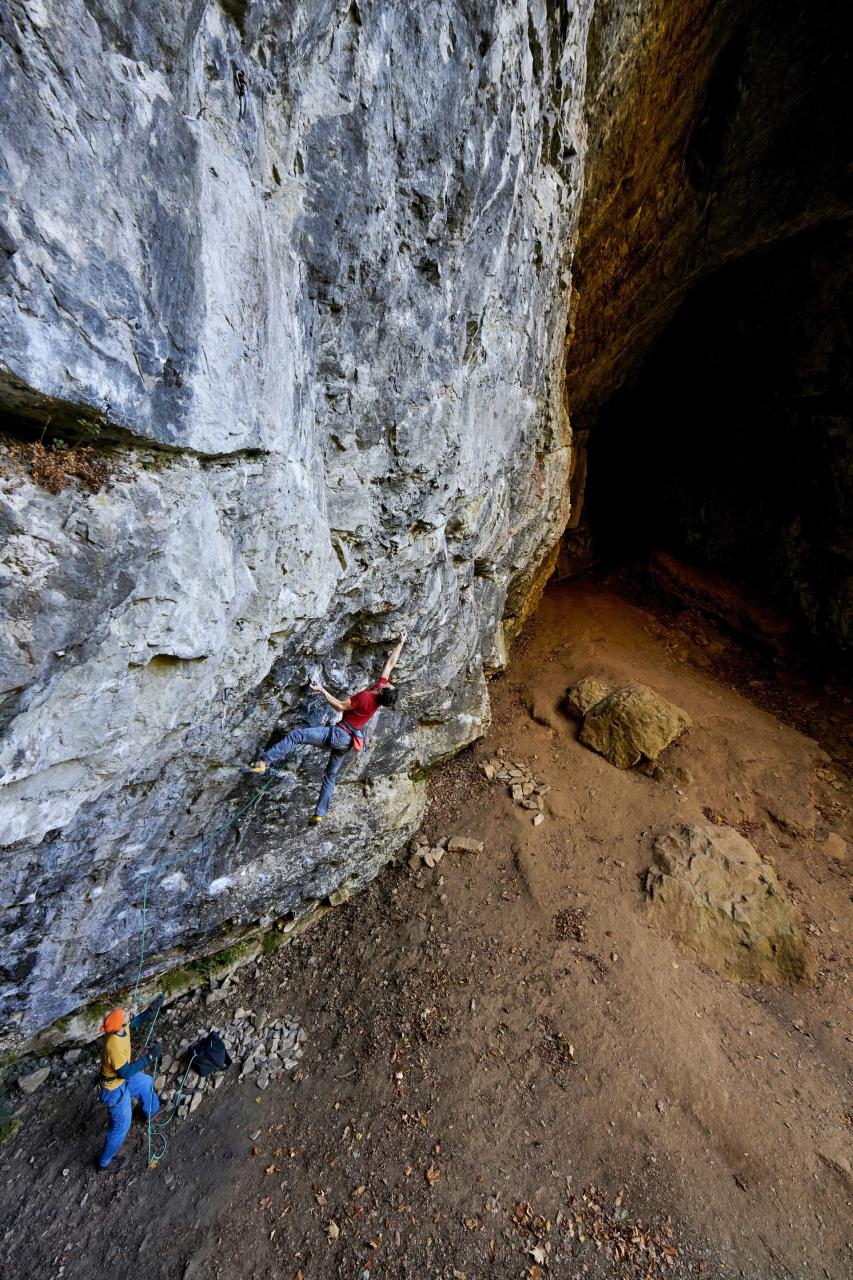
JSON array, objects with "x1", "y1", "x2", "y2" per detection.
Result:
[{"x1": 2, "y1": 573, "x2": 851, "y2": 1280}]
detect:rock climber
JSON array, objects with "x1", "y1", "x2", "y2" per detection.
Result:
[
  {"x1": 246, "y1": 631, "x2": 407, "y2": 824},
  {"x1": 96, "y1": 997, "x2": 163, "y2": 1172}
]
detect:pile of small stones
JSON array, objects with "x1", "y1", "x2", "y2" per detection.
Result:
[
  {"x1": 407, "y1": 833, "x2": 484, "y2": 871},
  {"x1": 12, "y1": 1048, "x2": 88, "y2": 1097},
  {"x1": 480, "y1": 749, "x2": 550, "y2": 823},
  {"x1": 157, "y1": 1007, "x2": 306, "y2": 1117}
]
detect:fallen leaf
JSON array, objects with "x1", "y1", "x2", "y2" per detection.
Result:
[
  {"x1": 259, "y1": 1197, "x2": 271, "y2": 1210},
  {"x1": 404, "y1": 1165, "x2": 414, "y2": 1177},
  {"x1": 327, "y1": 1219, "x2": 340, "y2": 1240},
  {"x1": 252, "y1": 1146, "x2": 262, "y2": 1156},
  {"x1": 352, "y1": 1184, "x2": 366, "y2": 1197},
  {"x1": 265, "y1": 1165, "x2": 277, "y2": 1175},
  {"x1": 425, "y1": 1163, "x2": 441, "y2": 1185}
]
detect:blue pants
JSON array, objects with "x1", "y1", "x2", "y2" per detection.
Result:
[
  {"x1": 98, "y1": 1074, "x2": 159, "y2": 1168},
  {"x1": 263, "y1": 724, "x2": 352, "y2": 817}
]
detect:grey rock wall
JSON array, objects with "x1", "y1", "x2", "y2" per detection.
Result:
[{"x1": 0, "y1": 0, "x2": 590, "y2": 1050}]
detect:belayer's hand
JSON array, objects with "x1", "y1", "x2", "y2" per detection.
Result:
[
  {"x1": 148, "y1": 1040, "x2": 163, "y2": 1060},
  {"x1": 242, "y1": 760, "x2": 269, "y2": 775}
]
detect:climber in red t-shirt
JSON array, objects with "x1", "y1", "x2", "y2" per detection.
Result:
[{"x1": 245, "y1": 631, "x2": 406, "y2": 825}]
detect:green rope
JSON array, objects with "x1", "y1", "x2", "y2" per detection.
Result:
[
  {"x1": 145, "y1": 1051, "x2": 197, "y2": 1167},
  {"x1": 133, "y1": 776, "x2": 277, "y2": 1008},
  {"x1": 127, "y1": 772, "x2": 279, "y2": 1167}
]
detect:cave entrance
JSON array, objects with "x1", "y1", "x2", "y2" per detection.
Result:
[
  {"x1": 562, "y1": 220, "x2": 853, "y2": 654},
  {"x1": 559, "y1": 0, "x2": 852, "y2": 659}
]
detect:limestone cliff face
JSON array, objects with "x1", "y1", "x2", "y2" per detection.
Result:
[{"x1": 0, "y1": 1, "x2": 590, "y2": 1049}]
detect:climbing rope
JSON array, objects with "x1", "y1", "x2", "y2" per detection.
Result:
[
  {"x1": 132, "y1": 774, "x2": 278, "y2": 1007},
  {"x1": 144, "y1": 1051, "x2": 197, "y2": 1168},
  {"x1": 127, "y1": 771, "x2": 280, "y2": 1167}
]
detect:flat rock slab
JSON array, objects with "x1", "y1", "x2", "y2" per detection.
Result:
[
  {"x1": 646, "y1": 823, "x2": 815, "y2": 984},
  {"x1": 579, "y1": 682, "x2": 691, "y2": 768},
  {"x1": 17, "y1": 1066, "x2": 50, "y2": 1094},
  {"x1": 447, "y1": 836, "x2": 484, "y2": 854}
]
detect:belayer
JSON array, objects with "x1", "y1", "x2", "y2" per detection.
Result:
[
  {"x1": 246, "y1": 631, "x2": 407, "y2": 824},
  {"x1": 96, "y1": 997, "x2": 163, "y2": 1172}
]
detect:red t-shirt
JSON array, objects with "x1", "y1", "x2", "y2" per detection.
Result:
[{"x1": 343, "y1": 677, "x2": 389, "y2": 731}]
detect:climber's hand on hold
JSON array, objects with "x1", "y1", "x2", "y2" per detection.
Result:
[
  {"x1": 310, "y1": 681, "x2": 324, "y2": 693},
  {"x1": 148, "y1": 993, "x2": 164, "y2": 1018},
  {"x1": 148, "y1": 1040, "x2": 163, "y2": 1060},
  {"x1": 382, "y1": 630, "x2": 407, "y2": 680}
]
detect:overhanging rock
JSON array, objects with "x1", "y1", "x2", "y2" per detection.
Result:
[{"x1": 0, "y1": 0, "x2": 593, "y2": 1051}]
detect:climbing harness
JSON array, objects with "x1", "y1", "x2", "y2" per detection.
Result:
[
  {"x1": 339, "y1": 721, "x2": 366, "y2": 753},
  {"x1": 125, "y1": 770, "x2": 280, "y2": 1169}
]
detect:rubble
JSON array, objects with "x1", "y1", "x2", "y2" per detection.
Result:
[
  {"x1": 155, "y1": 1008, "x2": 306, "y2": 1112},
  {"x1": 478, "y1": 753, "x2": 549, "y2": 822}
]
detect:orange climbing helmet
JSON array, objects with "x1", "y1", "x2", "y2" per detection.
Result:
[{"x1": 100, "y1": 1008, "x2": 124, "y2": 1033}]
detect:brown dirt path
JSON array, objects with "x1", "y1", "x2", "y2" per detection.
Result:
[{"x1": 1, "y1": 577, "x2": 851, "y2": 1280}]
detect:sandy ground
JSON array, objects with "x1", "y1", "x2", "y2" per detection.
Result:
[{"x1": 1, "y1": 573, "x2": 851, "y2": 1280}]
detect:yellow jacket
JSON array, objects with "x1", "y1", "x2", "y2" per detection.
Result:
[{"x1": 100, "y1": 1029, "x2": 132, "y2": 1091}]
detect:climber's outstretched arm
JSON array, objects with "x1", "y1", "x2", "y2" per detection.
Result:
[
  {"x1": 310, "y1": 683, "x2": 352, "y2": 713},
  {"x1": 381, "y1": 630, "x2": 407, "y2": 681}
]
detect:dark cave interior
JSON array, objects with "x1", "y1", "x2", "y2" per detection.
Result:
[
  {"x1": 584, "y1": 220, "x2": 853, "y2": 651},
  {"x1": 563, "y1": 0, "x2": 853, "y2": 657}
]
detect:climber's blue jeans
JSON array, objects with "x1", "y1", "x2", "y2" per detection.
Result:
[
  {"x1": 263, "y1": 725, "x2": 352, "y2": 817},
  {"x1": 98, "y1": 1074, "x2": 159, "y2": 1168}
]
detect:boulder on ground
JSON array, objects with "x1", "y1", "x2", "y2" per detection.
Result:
[
  {"x1": 564, "y1": 676, "x2": 611, "y2": 718},
  {"x1": 579, "y1": 683, "x2": 691, "y2": 768},
  {"x1": 645, "y1": 822, "x2": 815, "y2": 984},
  {"x1": 447, "y1": 836, "x2": 484, "y2": 854},
  {"x1": 17, "y1": 1066, "x2": 50, "y2": 1094}
]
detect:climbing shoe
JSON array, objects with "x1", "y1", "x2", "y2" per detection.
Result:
[
  {"x1": 241, "y1": 761, "x2": 269, "y2": 775},
  {"x1": 96, "y1": 1154, "x2": 126, "y2": 1174},
  {"x1": 308, "y1": 815, "x2": 323, "y2": 827}
]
